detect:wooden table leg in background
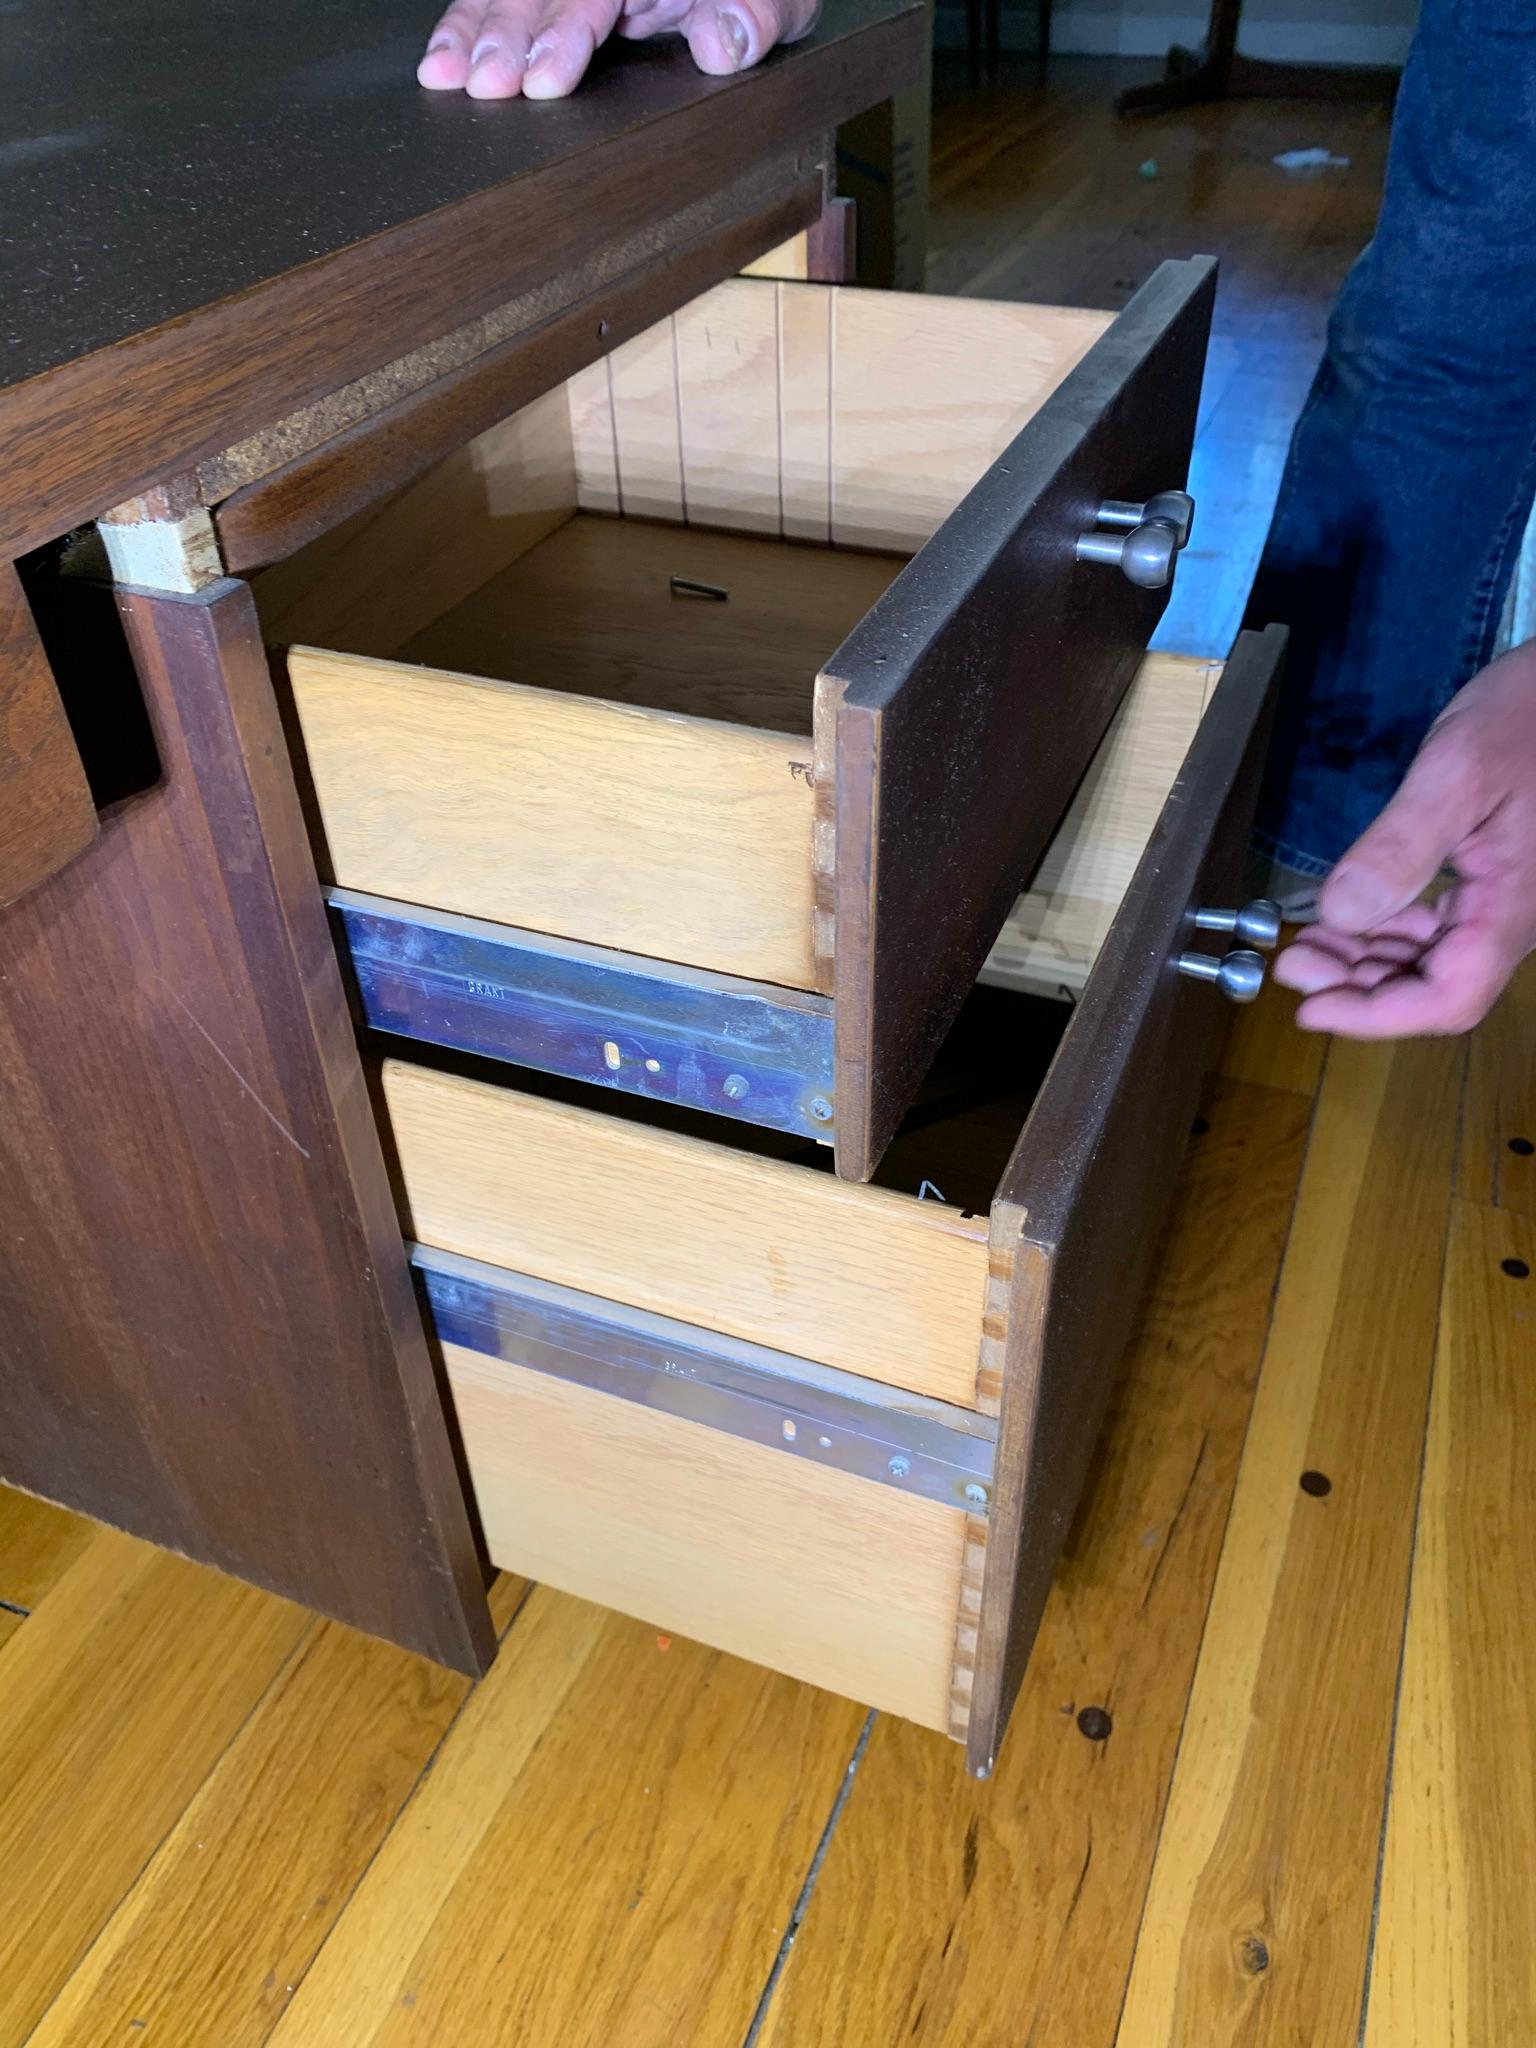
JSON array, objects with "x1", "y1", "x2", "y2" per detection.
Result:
[{"x1": 1117, "y1": 0, "x2": 1399, "y2": 115}]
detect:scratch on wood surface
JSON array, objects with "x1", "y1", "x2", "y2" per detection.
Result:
[{"x1": 160, "y1": 981, "x2": 311, "y2": 1158}]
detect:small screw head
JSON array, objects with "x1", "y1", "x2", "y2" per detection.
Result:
[
  {"x1": 807, "y1": 1095, "x2": 834, "y2": 1123},
  {"x1": 887, "y1": 1454, "x2": 912, "y2": 1479},
  {"x1": 964, "y1": 1482, "x2": 989, "y2": 1508},
  {"x1": 722, "y1": 1073, "x2": 750, "y2": 1102}
]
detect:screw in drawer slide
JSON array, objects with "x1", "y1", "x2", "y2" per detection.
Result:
[
  {"x1": 330, "y1": 888, "x2": 836, "y2": 1141},
  {"x1": 414, "y1": 1245, "x2": 996, "y2": 1514}
]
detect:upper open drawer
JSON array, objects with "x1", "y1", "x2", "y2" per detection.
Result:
[{"x1": 261, "y1": 259, "x2": 1217, "y2": 1179}]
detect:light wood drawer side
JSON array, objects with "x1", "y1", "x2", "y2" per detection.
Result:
[
  {"x1": 449, "y1": 1344, "x2": 969, "y2": 1732},
  {"x1": 384, "y1": 1061, "x2": 992, "y2": 1409},
  {"x1": 286, "y1": 646, "x2": 817, "y2": 989}
]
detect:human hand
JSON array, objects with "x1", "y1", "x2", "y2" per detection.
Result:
[
  {"x1": 418, "y1": 0, "x2": 819, "y2": 100},
  {"x1": 1274, "y1": 638, "x2": 1536, "y2": 1037}
]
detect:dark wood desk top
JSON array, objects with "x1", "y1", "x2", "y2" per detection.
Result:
[{"x1": 1, "y1": 0, "x2": 921, "y2": 554}]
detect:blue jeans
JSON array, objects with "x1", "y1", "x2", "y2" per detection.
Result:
[{"x1": 1247, "y1": 0, "x2": 1536, "y2": 879}]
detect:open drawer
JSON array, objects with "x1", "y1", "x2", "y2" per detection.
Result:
[
  {"x1": 378, "y1": 627, "x2": 1285, "y2": 1775},
  {"x1": 260, "y1": 259, "x2": 1216, "y2": 1180}
]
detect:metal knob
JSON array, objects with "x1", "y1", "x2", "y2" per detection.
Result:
[
  {"x1": 1176, "y1": 947, "x2": 1267, "y2": 1004},
  {"x1": 1075, "y1": 518, "x2": 1180, "y2": 590},
  {"x1": 1193, "y1": 897, "x2": 1282, "y2": 951},
  {"x1": 1096, "y1": 490, "x2": 1195, "y2": 550}
]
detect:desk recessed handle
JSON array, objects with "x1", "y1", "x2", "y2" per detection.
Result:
[
  {"x1": 1176, "y1": 947, "x2": 1266, "y2": 1004},
  {"x1": 1193, "y1": 897, "x2": 1282, "y2": 950},
  {"x1": 1075, "y1": 518, "x2": 1180, "y2": 590}
]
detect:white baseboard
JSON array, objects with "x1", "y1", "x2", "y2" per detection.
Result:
[{"x1": 934, "y1": 6, "x2": 1412, "y2": 64}]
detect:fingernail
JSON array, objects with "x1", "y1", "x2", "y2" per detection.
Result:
[
  {"x1": 715, "y1": 8, "x2": 749, "y2": 63},
  {"x1": 525, "y1": 37, "x2": 553, "y2": 69},
  {"x1": 1324, "y1": 862, "x2": 1392, "y2": 930},
  {"x1": 427, "y1": 30, "x2": 456, "y2": 51},
  {"x1": 470, "y1": 34, "x2": 501, "y2": 64}
]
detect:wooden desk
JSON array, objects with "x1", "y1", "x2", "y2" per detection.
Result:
[{"x1": 0, "y1": 0, "x2": 923, "y2": 1671}]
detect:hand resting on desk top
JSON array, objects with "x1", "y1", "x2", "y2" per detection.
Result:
[
  {"x1": 419, "y1": 0, "x2": 819, "y2": 99},
  {"x1": 1275, "y1": 638, "x2": 1536, "y2": 1037}
]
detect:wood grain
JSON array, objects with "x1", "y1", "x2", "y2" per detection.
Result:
[
  {"x1": 26, "y1": 1580, "x2": 527, "y2": 2048},
  {"x1": 828, "y1": 288, "x2": 1111, "y2": 549},
  {"x1": 1363, "y1": 1200, "x2": 1536, "y2": 2048},
  {"x1": 828, "y1": 257, "x2": 1217, "y2": 1180},
  {"x1": 674, "y1": 280, "x2": 784, "y2": 534},
  {"x1": 1116, "y1": 1031, "x2": 1464, "y2": 2046},
  {"x1": 288, "y1": 639, "x2": 817, "y2": 988},
  {"x1": 252, "y1": 387, "x2": 576, "y2": 657},
  {"x1": 608, "y1": 323, "x2": 686, "y2": 523},
  {"x1": 0, "y1": 581, "x2": 493, "y2": 1673},
  {"x1": 449, "y1": 1345, "x2": 967, "y2": 1730},
  {"x1": 983, "y1": 653, "x2": 1217, "y2": 996},
  {"x1": 0, "y1": 1532, "x2": 308, "y2": 2043},
  {"x1": 780, "y1": 282, "x2": 834, "y2": 542},
  {"x1": 0, "y1": 1487, "x2": 96, "y2": 1615},
  {"x1": 1455, "y1": 952, "x2": 1536, "y2": 1215},
  {"x1": 267, "y1": 1587, "x2": 867, "y2": 2048},
  {"x1": 567, "y1": 361, "x2": 621, "y2": 513},
  {"x1": 0, "y1": 562, "x2": 95, "y2": 908},
  {"x1": 1218, "y1": 964, "x2": 1329, "y2": 1097},
  {"x1": 757, "y1": 1075, "x2": 1310, "y2": 2045},
  {"x1": 400, "y1": 515, "x2": 901, "y2": 736},
  {"x1": 383, "y1": 1060, "x2": 991, "y2": 1406},
  {"x1": 562, "y1": 279, "x2": 1109, "y2": 552}
]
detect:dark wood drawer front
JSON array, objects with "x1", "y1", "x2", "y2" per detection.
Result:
[
  {"x1": 966, "y1": 623, "x2": 1286, "y2": 1776},
  {"x1": 827, "y1": 256, "x2": 1218, "y2": 1180}
]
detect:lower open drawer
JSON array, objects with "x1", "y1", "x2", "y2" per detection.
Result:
[{"x1": 382, "y1": 628, "x2": 1285, "y2": 1773}]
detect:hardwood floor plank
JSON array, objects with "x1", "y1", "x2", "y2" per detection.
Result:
[
  {"x1": 1456, "y1": 953, "x2": 1536, "y2": 1215},
  {"x1": 26, "y1": 1578, "x2": 527, "y2": 2048},
  {"x1": 1362, "y1": 1201, "x2": 1536, "y2": 2048},
  {"x1": 1115, "y1": 1034, "x2": 1464, "y2": 2047},
  {"x1": 754, "y1": 1076, "x2": 1309, "y2": 2047},
  {"x1": 0, "y1": 1532, "x2": 309, "y2": 2042},
  {"x1": 1218, "y1": 973, "x2": 1328, "y2": 1099},
  {"x1": 269, "y1": 1587, "x2": 865, "y2": 2047},
  {"x1": 0, "y1": 1484, "x2": 97, "y2": 1614}
]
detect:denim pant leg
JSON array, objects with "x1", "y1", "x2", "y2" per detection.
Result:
[{"x1": 1246, "y1": 0, "x2": 1536, "y2": 880}]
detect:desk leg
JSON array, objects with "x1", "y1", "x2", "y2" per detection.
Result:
[{"x1": 0, "y1": 575, "x2": 494, "y2": 1675}]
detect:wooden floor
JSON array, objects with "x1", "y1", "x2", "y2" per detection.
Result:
[
  {"x1": 929, "y1": 52, "x2": 1394, "y2": 658},
  {"x1": 15, "y1": 61, "x2": 1530, "y2": 2048},
  {"x1": 5, "y1": 959, "x2": 1533, "y2": 2045}
]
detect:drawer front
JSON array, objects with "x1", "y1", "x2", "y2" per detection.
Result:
[
  {"x1": 964, "y1": 624, "x2": 1286, "y2": 1777},
  {"x1": 826, "y1": 255, "x2": 1217, "y2": 1178},
  {"x1": 421, "y1": 1246, "x2": 988, "y2": 1732}
]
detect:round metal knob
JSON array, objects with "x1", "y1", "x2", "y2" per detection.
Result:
[
  {"x1": 1075, "y1": 518, "x2": 1180, "y2": 590},
  {"x1": 1176, "y1": 947, "x2": 1266, "y2": 1003},
  {"x1": 1193, "y1": 897, "x2": 1283, "y2": 951},
  {"x1": 1096, "y1": 489, "x2": 1196, "y2": 549}
]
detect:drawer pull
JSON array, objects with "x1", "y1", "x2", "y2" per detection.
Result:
[
  {"x1": 1074, "y1": 517, "x2": 1181, "y2": 591},
  {"x1": 1076, "y1": 488, "x2": 1195, "y2": 590},
  {"x1": 1193, "y1": 897, "x2": 1282, "y2": 950},
  {"x1": 1096, "y1": 489, "x2": 1196, "y2": 549},
  {"x1": 1176, "y1": 947, "x2": 1266, "y2": 1004}
]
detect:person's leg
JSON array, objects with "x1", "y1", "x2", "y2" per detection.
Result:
[{"x1": 1246, "y1": 0, "x2": 1536, "y2": 886}]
